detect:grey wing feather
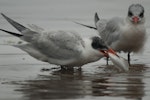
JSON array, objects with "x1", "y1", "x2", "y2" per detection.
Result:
[
  {"x1": 96, "y1": 19, "x2": 107, "y2": 34},
  {"x1": 28, "y1": 24, "x2": 44, "y2": 33},
  {"x1": 1, "y1": 14, "x2": 85, "y2": 60},
  {"x1": 15, "y1": 44, "x2": 48, "y2": 62},
  {"x1": 1, "y1": 13, "x2": 28, "y2": 33},
  {"x1": 1, "y1": 13, "x2": 39, "y2": 42},
  {"x1": 32, "y1": 31, "x2": 85, "y2": 60},
  {"x1": 0, "y1": 29, "x2": 23, "y2": 37},
  {"x1": 96, "y1": 17, "x2": 123, "y2": 45},
  {"x1": 73, "y1": 21, "x2": 97, "y2": 30}
]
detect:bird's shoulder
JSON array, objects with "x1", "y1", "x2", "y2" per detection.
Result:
[
  {"x1": 106, "y1": 17, "x2": 124, "y2": 31},
  {"x1": 46, "y1": 30, "x2": 85, "y2": 47},
  {"x1": 36, "y1": 30, "x2": 85, "y2": 53},
  {"x1": 96, "y1": 17, "x2": 124, "y2": 33},
  {"x1": 97, "y1": 17, "x2": 124, "y2": 45},
  {"x1": 31, "y1": 30, "x2": 85, "y2": 60}
]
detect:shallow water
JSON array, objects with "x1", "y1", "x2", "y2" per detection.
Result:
[{"x1": 0, "y1": 0, "x2": 150, "y2": 100}]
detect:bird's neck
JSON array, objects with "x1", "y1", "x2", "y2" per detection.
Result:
[{"x1": 81, "y1": 38, "x2": 102, "y2": 61}]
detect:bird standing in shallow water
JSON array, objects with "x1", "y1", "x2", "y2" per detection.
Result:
[
  {"x1": 75, "y1": 4, "x2": 146, "y2": 65},
  {"x1": 0, "y1": 13, "x2": 119, "y2": 69}
]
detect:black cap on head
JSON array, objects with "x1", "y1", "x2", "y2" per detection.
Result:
[{"x1": 91, "y1": 36, "x2": 108, "y2": 50}]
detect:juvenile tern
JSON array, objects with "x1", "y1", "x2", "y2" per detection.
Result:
[
  {"x1": 0, "y1": 13, "x2": 118, "y2": 69},
  {"x1": 75, "y1": 4, "x2": 146, "y2": 65}
]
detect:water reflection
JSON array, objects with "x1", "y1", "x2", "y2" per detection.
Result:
[
  {"x1": 15, "y1": 69, "x2": 87, "y2": 100},
  {"x1": 92, "y1": 64, "x2": 146, "y2": 100},
  {"x1": 125, "y1": 65, "x2": 146, "y2": 100},
  {"x1": 13, "y1": 64, "x2": 148, "y2": 100}
]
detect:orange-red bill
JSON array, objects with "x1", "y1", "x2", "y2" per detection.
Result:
[
  {"x1": 107, "y1": 48, "x2": 118, "y2": 56},
  {"x1": 132, "y1": 16, "x2": 139, "y2": 23},
  {"x1": 100, "y1": 50, "x2": 108, "y2": 57},
  {"x1": 100, "y1": 48, "x2": 118, "y2": 57}
]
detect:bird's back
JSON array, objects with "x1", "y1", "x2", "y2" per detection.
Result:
[{"x1": 31, "y1": 31, "x2": 85, "y2": 59}]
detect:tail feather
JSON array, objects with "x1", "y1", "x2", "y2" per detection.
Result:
[
  {"x1": 1, "y1": 13, "x2": 29, "y2": 33},
  {"x1": 0, "y1": 29, "x2": 23, "y2": 37},
  {"x1": 73, "y1": 21, "x2": 97, "y2": 30}
]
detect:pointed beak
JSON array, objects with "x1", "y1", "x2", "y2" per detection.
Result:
[
  {"x1": 100, "y1": 48, "x2": 118, "y2": 57},
  {"x1": 132, "y1": 16, "x2": 139, "y2": 23}
]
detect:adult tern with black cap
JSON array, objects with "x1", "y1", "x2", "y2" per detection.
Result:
[{"x1": 0, "y1": 13, "x2": 120, "y2": 70}]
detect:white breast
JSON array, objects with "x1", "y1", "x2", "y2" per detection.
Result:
[{"x1": 114, "y1": 22, "x2": 146, "y2": 53}]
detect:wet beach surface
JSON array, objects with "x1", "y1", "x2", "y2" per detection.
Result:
[{"x1": 1, "y1": 0, "x2": 150, "y2": 100}]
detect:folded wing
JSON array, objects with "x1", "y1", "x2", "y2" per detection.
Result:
[{"x1": 0, "y1": 14, "x2": 85, "y2": 64}]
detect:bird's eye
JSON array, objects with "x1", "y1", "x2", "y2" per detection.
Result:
[
  {"x1": 128, "y1": 11, "x2": 133, "y2": 17},
  {"x1": 139, "y1": 12, "x2": 144, "y2": 18}
]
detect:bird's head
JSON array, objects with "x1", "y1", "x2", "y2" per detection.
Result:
[
  {"x1": 91, "y1": 36, "x2": 118, "y2": 57},
  {"x1": 127, "y1": 4, "x2": 145, "y2": 24}
]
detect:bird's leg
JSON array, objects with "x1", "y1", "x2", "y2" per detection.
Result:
[
  {"x1": 77, "y1": 66, "x2": 82, "y2": 71},
  {"x1": 61, "y1": 66, "x2": 67, "y2": 70},
  {"x1": 60, "y1": 66, "x2": 74, "y2": 70},
  {"x1": 128, "y1": 52, "x2": 131, "y2": 66},
  {"x1": 106, "y1": 57, "x2": 109, "y2": 65}
]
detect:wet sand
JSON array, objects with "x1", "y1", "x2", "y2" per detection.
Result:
[{"x1": 0, "y1": 0, "x2": 150, "y2": 100}]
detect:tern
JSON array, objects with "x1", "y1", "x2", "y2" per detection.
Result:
[
  {"x1": 74, "y1": 4, "x2": 146, "y2": 65},
  {"x1": 0, "y1": 13, "x2": 118, "y2": 69}
]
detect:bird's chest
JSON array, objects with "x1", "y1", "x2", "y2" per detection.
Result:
[
  {"x1": 116, "y1": 25, "x2": 146, "y2": 52},
  {"x1": 122, "y1": 25, "x2": 145, "y2": 41}
]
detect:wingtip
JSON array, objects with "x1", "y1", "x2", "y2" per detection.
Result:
[
  {"x1": 1, "y1": 13, "x2": 28, "y2": 33},
  {"x1": 73, "y1": 21, "x2": 97, "y2": 30},
  {"x1": 94, "y1": 12, "x2": 100, "y2": 23},
  {"x1": 0, "y1": 28, "x2": 23, "y2": 37},
  {"x1": 1, "y1": 13, "x2": 4, "y2": 16},
  {"x1": 1, "y1": 13, "x2": 7, "y2": 18},
  {"x1": 1, "y1": 13, "x2": 13, "y2": 22},
  {"x1": 1, "y1": 13, "x2": 11, "y2": 22}
]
